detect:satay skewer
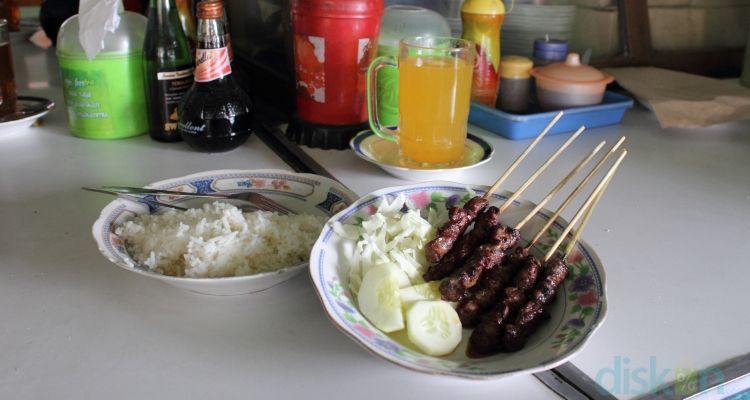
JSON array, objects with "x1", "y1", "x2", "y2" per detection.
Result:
[
  {"x1": 526, "y1": 136, "x2": 626, "y2": 251},
  {"x1": 425, "y1": 112, "x2": 565, "y2": 264},
  {"x1": 495, "y1": 125, "x2": 585, "y2": 214},
  {"x1": 544, "y1": 149, "x2": 627, "y2": 262},
  {"x1": 561, "y1": 155, "x2": 620, "y2": 261},
  {"x1": 426, "y1": 139, "x2": 605, "y2": 283},
  {"x1": 499, "y1": 152, "x2": 626, "y2": 353},
  {"x1": 431, "y1": 127, "x2": 587, "y2": 289},
  {"x1": 483, "y1": 111, "x2": 564, "y2": 200},
  {"x1": 454, "y1": 141, "x2": 608, "y2": 324},
  {"x1": 514, "y1": 140, "x2": 606, "y2": 230},
  {"x1": 470, "y1": 152, "x2": 627, "y2": 354},
  {"x1": 423, "y1": 141, "x2": 606, "y2": 282}
]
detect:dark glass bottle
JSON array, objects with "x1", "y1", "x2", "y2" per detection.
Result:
[
  {"x1": 177, "y1": 1, "x2": 252, "y2": 152},
  {"x1": 196, "y1": 0, "x2": 233, "y2": 61},
  {"x1": 143, "y1": 0, "x2": 194, "y2": 141}
]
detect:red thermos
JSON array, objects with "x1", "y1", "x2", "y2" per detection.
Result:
[{"x1": 289, "y1": 0, "x2": 383, "y2": 149}]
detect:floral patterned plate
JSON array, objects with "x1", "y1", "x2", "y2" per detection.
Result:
[
  {"x1": 309, "y1": 182, "x2": 608, "y2": 379},
  {"x1": 92, "y1": 169, "x2": 357, "y2": 296}
]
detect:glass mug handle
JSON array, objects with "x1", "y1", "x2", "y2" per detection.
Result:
[{"x1": 366, "y1": 56, "x2": 398, "y2": 142}]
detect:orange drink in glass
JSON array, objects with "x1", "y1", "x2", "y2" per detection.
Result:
[{"x1": 367, "y1": 37, "x2": 475, "y2": 167}]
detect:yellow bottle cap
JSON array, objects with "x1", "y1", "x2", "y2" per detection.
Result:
[
  {"x1": 461, "y1": 0, "x2": 505, "y2": 15},
  {"x1": 501, "y1": 56, "x2": 533, "y2": 79}
]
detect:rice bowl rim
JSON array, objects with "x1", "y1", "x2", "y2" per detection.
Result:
[{"x1": 92, "y1": 169, "x2": 358, "y2": 283}]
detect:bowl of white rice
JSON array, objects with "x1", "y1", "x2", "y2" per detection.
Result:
[{"x1": 92, "y1": 169, "x2": 357, "y2": 295}]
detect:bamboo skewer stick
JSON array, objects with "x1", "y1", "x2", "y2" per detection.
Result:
[
  {"x1": 496, "y1": 126, "x2": 585, "y2": 215},
  {"x1": 483, "y1": 111, "x2": 564, "y2": 199},
  {"x1": 515, "y1": 140, "x2": 606, "y2": 230},
  {"x1": 563, "y1": 171, "x2": 612, "y2": 257},
  {"x1": 543, "y1": 149, "x2": 627, "y2": 262},
  {"x1": 526, "y1": 136, "x2": 626, "y2": 250}
]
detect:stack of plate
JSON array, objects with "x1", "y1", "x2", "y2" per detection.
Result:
[{"x1": 502, "y1": 3, "x2": 577, "y2": 57}]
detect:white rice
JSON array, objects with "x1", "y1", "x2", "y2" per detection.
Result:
[{"x1": 115, "y1": 201, "x2": 325, "y2": 278}]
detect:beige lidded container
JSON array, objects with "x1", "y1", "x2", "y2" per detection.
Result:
[{"x1": 530, "y1": 53, "x2": 614, "y2": 110}]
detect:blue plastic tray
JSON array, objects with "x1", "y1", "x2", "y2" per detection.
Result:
[{"x1": 469, "y1": 91, "x2": 634, "y2": 140}]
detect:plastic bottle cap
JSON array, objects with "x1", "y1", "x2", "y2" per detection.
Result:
[
  {"x1": 533, "y1": 38, "x2": 568, "y2": 52},
  {"x1": 461, "y1": 0, "x2": 506, "y2": 15},
  {"x1": 501, "y1": 56, "x2": 533, "y2": 79}
]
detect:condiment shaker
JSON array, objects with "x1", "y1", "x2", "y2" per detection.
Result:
[{"x1": 498, "y1": 55, "x2": 533, "y2": 113}]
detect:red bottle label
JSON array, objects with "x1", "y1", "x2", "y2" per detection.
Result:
[{"x1": 195, "y1": 47, "x2": 231, "y2": 82}]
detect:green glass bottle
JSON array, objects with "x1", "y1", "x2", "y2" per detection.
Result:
[{"x1": 143, "y1": 0, "x2": 194, "y2": 142}]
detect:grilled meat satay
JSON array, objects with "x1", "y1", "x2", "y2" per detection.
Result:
[
  {"x1": 463, "y1": 142, "x2": 623, "y2": 357},
  {"x1": 502, "y1": 256, "x2": 568, "y2": 352},
  {"x1": 425, "y1": 196, "x2": 489, "y2": 263},
  {"x1": 439, "y1": 226, "x2": 520, "y2": 302},
  {"x1": 423, "y1": 206, "x2": 501, "y2": 282},
  {"x1": 422, "y1": 111, "x2": 562, "y2": 265},
  {"x1": 467, "y1": 255, "x2": 542, "y2": 357},
  {"x1": 457, "y1": 247, "x2": 529, "y2": 327}
]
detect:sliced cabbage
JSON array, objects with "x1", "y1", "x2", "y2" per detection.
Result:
[{"x1": 336, "y1": 194, "x2": 448, "y2": 295}]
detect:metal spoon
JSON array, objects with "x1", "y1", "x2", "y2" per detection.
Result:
[
  {"x1": 82, "y1": 187, "x2": 188, "y2": 211},
  {"x1": 87, "y1": 186, "x2": 291, "y2": 214}
]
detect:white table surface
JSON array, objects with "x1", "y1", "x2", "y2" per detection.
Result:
[
  {"x1": 1, "y1": 31, "x2": 562, "y2": 399},
  {"x1": 302, "y1": 94, "x2": 750, "y2": 398}
]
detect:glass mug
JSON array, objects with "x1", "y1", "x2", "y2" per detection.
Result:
[{"x1": 367, "y1": 37, "x2": 475, "y2": 166}]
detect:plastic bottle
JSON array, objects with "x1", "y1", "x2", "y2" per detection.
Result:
[
  {"x1": 461, "y1": 0, "x2": 505, "y2": 107},
  {"x1": 56, "y1": 1, "x2": 149, "y2": 139},
  {"x1": 287, "y1": 0, "x2": 383, "y2": 150},
  {"x1": 143, "y1": 0, "x2": 194, "y2": 141}
]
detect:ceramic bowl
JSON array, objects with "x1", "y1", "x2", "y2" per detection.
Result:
[
  {"x1": 0, "y1": 96, "x2": 55, "y2": 137},
  {"x1": 92, "y1": 169, "x2": 357, "y2": 296},
  {"x1": 531, "y1": 53, "x2": 614, "y2": 110},
  {"x1": 349, "y1": 130, "x2": 494, "y2": 181},
  {"x1": 309, "y1": 181, "x2": 608, "y2": 378}
]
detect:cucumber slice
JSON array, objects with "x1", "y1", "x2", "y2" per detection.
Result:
[
  {"x1": 381, "y1": 262, "x2": 411, "y2": 289},
  {"x1": 357, "y1": 264, "x2": 406, "y2": 333},
  {"x1": 406, "y1": 301, "x2": 462, "y2": 356},
  {"x1": 399, "y1": 281, "x2": 442, "y2": 308}
]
